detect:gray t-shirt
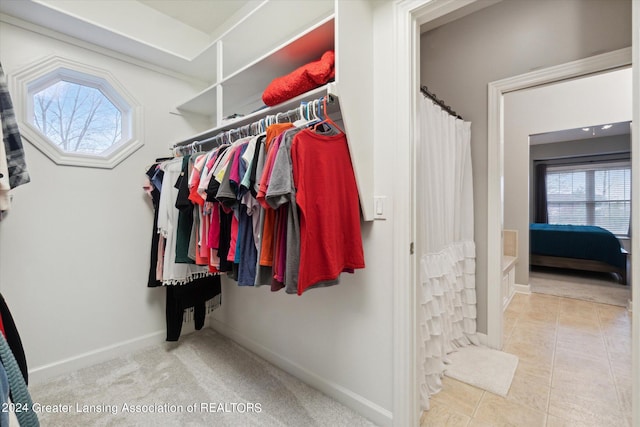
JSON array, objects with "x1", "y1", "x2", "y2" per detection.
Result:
[{"x1": 266, "y1": 129, "x2": 301, "y2": 293}]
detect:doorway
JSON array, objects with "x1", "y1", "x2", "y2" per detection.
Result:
[
  {"x1": 501, "y1": 67, "x2": 633, "y2": 425},
  {"x1": 390, "y1": 1, "x2": 639, "y2": 426},
  {"x1": 487, "y1": 50, "x2": 632, "y2": 349},
  {"x1": 502, "y1": 66, "x2": 632, "y2": 314}
]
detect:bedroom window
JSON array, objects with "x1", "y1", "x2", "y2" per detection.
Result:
[{"x1": 546, "y1": 162, "x2": 631, "y2": 236}]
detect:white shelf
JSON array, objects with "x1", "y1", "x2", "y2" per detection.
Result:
[
  {"x1": 174, "y1": 0, "x2": 375, "y2": 221},
  {"x1": 177, "y1": 16, "x2": 335, "y2": 118},
  {"x1": 223, "y1": 17, "x2": 335, "y2": 117},
  {"x1": 176, "y1": 82, "x2": 220, "y2": 117},
  {"x1": 222, "y1": 0, "x2": 334, "y2": 77}
]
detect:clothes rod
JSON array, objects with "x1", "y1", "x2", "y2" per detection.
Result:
[
  {"x1": 420, "y1": 85, "x2": 463, "y2": 120},
  {"x1": 172, "y1": 83, "x2": 338, "y2": 150},
  {"x1": 172, "y1": 93, "x2": 338, "y2": 154}
]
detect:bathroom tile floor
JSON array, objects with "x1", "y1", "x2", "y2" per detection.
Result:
[{"x1": 420, "y1": 292, "x2": 633, "y2": 427}]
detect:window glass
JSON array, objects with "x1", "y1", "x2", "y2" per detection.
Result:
[
  {"x1": 546, "y1": 164, "x2": 631, "y2": 235},
  {"x1": 32, "y1": 80, "x2": 122, "y2": 155},
  {"x1": 11, "y1": 56, "x2": 141, "y2": 168}
]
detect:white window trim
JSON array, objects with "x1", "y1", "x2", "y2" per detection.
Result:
[{"x1": 8, "y1": 55, "x2": 143, "y2": 168}]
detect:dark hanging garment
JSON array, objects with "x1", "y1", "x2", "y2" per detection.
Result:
[
  {"x1": 0, "y1": 293, "x2": 28, "y2": 384},
  {"x1": 165, "y1": 275, "x2": 221, "y2": 341},
  {"x1": 205, "y1": 145, "x2": 229, "y2": 203},
  {"x1": 217, "y1": 208, "x2": 234, "y2": 273},
  {"x1": 175, "y1": 155, "x2": 195, "y2": 264},
  {"x1": 146, "y1": 164, "x2": 162, "y2": 288},
  {"x1": 249, "y1": 136, "x2": 265, "y2": 198}
]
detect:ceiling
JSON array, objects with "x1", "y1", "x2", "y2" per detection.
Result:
[
  {"x1": 138, "y1": 0, "x2": 252, "y2": 35},
  {"x1": 419, "y1": 0, "x2": 503, "y2": 33},
  {"x1": 529, "y1": 121, "x2": 631, "y2": 145},
  {"x1": 0, "y1": 0, "x2": 260, "y2": 81}
]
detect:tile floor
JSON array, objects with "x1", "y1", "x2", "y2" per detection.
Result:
[{"x1": 420, "y1": 292, "x2": 633, "y2": 427}]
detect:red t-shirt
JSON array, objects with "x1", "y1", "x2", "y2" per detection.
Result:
[{"x1": 292, "y1": 128, "x2": 365, "y2": 294}]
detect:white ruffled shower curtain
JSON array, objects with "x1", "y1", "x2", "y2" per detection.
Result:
[{"x1": 416, "y1": 94, "x2": 478, "y2": 410}]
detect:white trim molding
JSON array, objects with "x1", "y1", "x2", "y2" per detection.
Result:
[
  {"x1": 392, "y1": 2, "x2": 419, "y2": 425},
  {"x1": 513, "y1": 284, "x2": 531, "y2": 295},
  {"x1": 210, "y1": 319, "x2": 393, "y2": 426},
  {"x1": 393, "y1": 1, "x2": 483, "y2": 425},
  {"x1": 486, "y1": 47, "x2": 632, "y2": 350},
  {"x1": 8, "y1": 55, "x2": 143, "y2": 169},
  {"x1": 29, "y1": 330, "x2": 166, "y2": 385},
  {"x1": 631, "y1": 3, "x2": 639, "y2": 426}
]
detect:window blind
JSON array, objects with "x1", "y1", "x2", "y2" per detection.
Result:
[{"x1": 546, "y1": 162, "x2": 631, "y2": 236}]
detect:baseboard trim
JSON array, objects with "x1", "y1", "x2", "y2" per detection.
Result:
[
  {"x1": 476, "y1": 332, "x2": 488, "y2": 346},
  {"x1": 208, "y1": 319, "x2": 393, "y2": 427},
  {"x1": 29, "y1": 322, "x2": 200, "y2": 385},
  {"x1": 503, "y1": 292, "x2": 515, "y2": 311},
  {"x1": 514, "y1": 283, "x2": 531, "y2": 294}
]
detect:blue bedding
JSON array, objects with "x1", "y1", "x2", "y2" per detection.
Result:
[{"x1": 530, "y1": 223, "x2": 626, "y2": 271}]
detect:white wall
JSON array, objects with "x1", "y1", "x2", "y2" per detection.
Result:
[
  {"x1": 1, "y1": 6, "x2": 397, "y2": 426},
  {"x1": 0, "y1": 21, "x2": 209, "y2": 380},
  {"x1": 207, "y1": 2, "x2": 395, "y2": 422},
  {"x1": 420, "y1": 0, "x2": 632, "y2": 332},
  {"x1": 504, "y1": 68, "x2": 633, "y2": 285}
]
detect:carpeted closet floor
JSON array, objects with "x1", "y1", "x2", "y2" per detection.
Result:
[{"x1": 29, "y1": 329, "x2": 377, "y2": 426}]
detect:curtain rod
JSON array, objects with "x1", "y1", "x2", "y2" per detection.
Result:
[
  {"x1": 171, "y1": 94, "x2": 338, "y2": 155},
  {"x1": 420, "y1": 85, "x2": 463, "y2": 120}
]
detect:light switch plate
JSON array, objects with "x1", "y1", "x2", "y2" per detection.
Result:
[{"x1": 374, "y1": 196, "x2": 387, "y2": 220}]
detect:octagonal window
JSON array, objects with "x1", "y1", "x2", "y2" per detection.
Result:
[
  {"x1": 10, "y1": 56, "x2": 142, "y2": 168},
  {"x1": 31, "y1": 80, "x2": 123, "y2": 155}
]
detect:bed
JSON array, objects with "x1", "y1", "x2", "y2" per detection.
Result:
[{"x1": 529, "y1": 223, "x2": 628, "y2": 285}]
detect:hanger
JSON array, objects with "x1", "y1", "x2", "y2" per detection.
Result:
[
  {"x1": 311, "y1": 96, "x2": 344, "y2": 134},
  {"x1": 299, "y1": 103, "x2": 306, "y2": 122}
]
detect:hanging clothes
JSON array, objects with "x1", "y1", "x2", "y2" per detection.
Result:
[
  {"x1": 145, "y1": 158, "x2": 222, "y2": 341},
  {"x1": 0, "y1": 293, "x2": 38, "y2": 426},
  {"x1": 175, "y1": 155, "x2": 197, "y2": 264},
  {"x1": 0, "y1": 124, "x2": 10, "y2": 216},
  {"x1": 0, "y1": 294, "x2": 28, "y2": 384},
  {"x1": 165, "y1": 276, "x2": 221, "y2": 342},
  {"x1": 0, "y1": 334, "x2": 39, "y2": 426},
  {"x1": 157, "y1": 158, "x2": 212, "y2": 285},
  {"x1": 0, "y1": 362, "x2": 9, "y2": 427},
  {"x1": 291, "y1": 128, "x2": 365, "y2": 294},
  {"x1": 149, "y1": 97, "x2": 365, "y2": 333},
  {"x1": 0, "y1": 61, "x2": 30, "y2": 220},
  {"x1": 255, "y1": 123, "x2": 294, "y2": 290},
  {"x1": 144, "y1": 163, "x2": 163, "y2": 288},
  {"x1": 0, "y1": 62, "x2": 29, "y2": 189}
]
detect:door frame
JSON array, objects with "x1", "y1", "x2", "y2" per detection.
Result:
[
  {"x1": 392, "y1": 1, "x2": 482, "y2": 425},
  {"x1": 392, "y1": 0, "x2": 639, "y2": 425},
  {"x1": 486, "y1": 47, "x2": 633, "y2": 349}
]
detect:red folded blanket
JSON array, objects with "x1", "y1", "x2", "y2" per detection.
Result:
[{"x1": 262, "y1": 50, "x2": 335, "y2": 106}]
